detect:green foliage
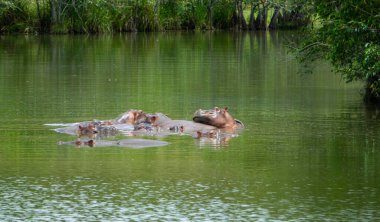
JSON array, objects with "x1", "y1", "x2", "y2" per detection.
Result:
[
  {"x1": 277, "y1": 0, "x2": 311, "y2": 29},
  {"x1": 0, "y1": 0, "x2": 311, "y2": 33},
  {"x1": 109, "y1": 3, "x2": 134, "y2": 32},
  {"x1": 298, "y1": 0, "x2": 380, "y2": 103},
  {"x1": 84, "y1": 0, "x2": 112, "y2": 33},
  {"x1": 179, "y1": 0, "x2": 211, "y2": 30},
  {"x1": 363, "y1": 43, "x2": 380, "y2": 100},
  {"x1": 0, "y1": 0, "x2": 32, "y2": 33},
  {"x1": 63, "y1": 0, "x2": 87, "y2": 33},
  {"x1": 35, "y1": 0, "x2": 51, "y2": 33},
  {"x1": 58, "y1": 0, "x2": 113, "y2": 33},
  {"x1": 190, "y1": 0, "x2": 208, "y2": 29},
  {"x1": 179, "y1": 1, "x2": 196, "y2": 29},
  {"x1": 131, "y1": 0, "x2": 157, "y2": 31},
  {"x1": 213, "y1": 0, "x2": 234, "y2": 29},
  {"x1": 159, "y1": 0, "x2": 182, "y2": 30}
]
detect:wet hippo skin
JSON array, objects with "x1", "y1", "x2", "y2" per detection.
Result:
[{"x1": 193, "y1": 107, "x2": 244, "y2": 130}]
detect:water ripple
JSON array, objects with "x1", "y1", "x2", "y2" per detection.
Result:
[
  {"x1": 0, "y1": 177, "x2": 270, "y2": 221},
  {"x1": 0, "y1": 177, "x2": 379, "y2": 221}
]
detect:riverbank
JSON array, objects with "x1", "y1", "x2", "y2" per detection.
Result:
[{"x1": 0, "y1": 0, "x2": 309, "y2": 34}]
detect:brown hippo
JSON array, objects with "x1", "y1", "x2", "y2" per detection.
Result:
[
  {"x1": 114, "y1": 109, "x2": 150, "y2": 125},
  {"x1": 50, "y1": 110, "x2": 149, "y2": 138},
  {"x1": 50, "y1": 107, "x2": 245, "y2": 148},
  {"x1": 193, "y1": 107, "x2": 244, "y2": 130},
  {"x1": 76, "y1": 124, "x2": 98, "y2": 139},
  {"x1": 75, "y1": 120, "x2": 120, "y2": 139}
]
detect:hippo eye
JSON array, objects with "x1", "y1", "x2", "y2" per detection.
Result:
[{"x1": 214, "y1": 107, "x2": 220, "y2": 112}]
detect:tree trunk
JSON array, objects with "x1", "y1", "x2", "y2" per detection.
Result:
[
  {"x1": 255, "y1": 4, "x2": 262, "y2": 29},
  {"x1": 248, "y1": 3, "x2": 258, "y2": 30},
  {"x1": 49, "y1": 0, "x2": 63, "y2": 25},
  {"x1": 207, "y1": 0, "x2": 214, "y2": 29},
  {"x1": 154, "y1": 0, "x2": 160, "y2": 30},
  {"x1": 364, "y1": 73, "x2": 380, "y2": 104},
  {"x1": 269, "y1": 6, "x2": 280, "y2": 30},
  {"x1": 256, "y1": 2, "x2": 269, "y2": 30},
  {"x1": 234, "y1": 0, "x2": 247, "y2": 30},
  {"x1": 36, "y1": 0, "x2": 50, "y2": 32},
  {"x1": 36, "y1": 0, "x2": 42, "y2": 24},
  {"x1": 50, "y1": 0, "x2": 57, "y2": 24},
  {"x1": 36, "y1": 0, "x2": 41, "y2": 17}
]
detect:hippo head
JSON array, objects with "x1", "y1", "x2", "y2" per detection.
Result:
[
  {"x1": 76, "y1": 123, "x2": 98, "y2": 137},
  {"x1": 193, "y1": 107, "x2": 244, "y2": 129},
  {"x1": 114, "y1": 109, "x2": 148, "y2": 124}
]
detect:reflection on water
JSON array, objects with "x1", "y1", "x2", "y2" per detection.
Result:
[{"x1": 1, "y1": 32, "x2": 380, "y2": 220}]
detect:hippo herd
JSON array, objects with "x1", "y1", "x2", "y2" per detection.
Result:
[{"x1": 49, "y1": 107, "x2": 244, "y2": 148}]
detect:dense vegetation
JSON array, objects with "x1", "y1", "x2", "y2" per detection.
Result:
[
  {"x1": 0, "y1": 0, "x2": 310, "y2": 33},
  {"x1": 297, "y1": 0, "x2": 380, "y2": 104}
]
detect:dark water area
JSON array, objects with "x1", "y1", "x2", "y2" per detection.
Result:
[{"x1": 0, "y1": 32, "x2": 379, "y2": 221}]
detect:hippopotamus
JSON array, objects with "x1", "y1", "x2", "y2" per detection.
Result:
[
  {"x1": 76, "y1": 124, "x2": 98, "y2": 138},
  {"x1": 48, "y1": 107, "x2": 244, "y2": 148},
  {"x1": 50, "y1": 109, "x2": 149, "y2": 138},
  {"x1": 145, "y1": 112, "x2": 217, "y2": 135},
  {"x1": 114, "y1": 109, "x2": 150, "y2": 125},
  {"x1": 53, "y1": 120, "x2": 120, "y2": 139},
  {"x1": 193, "y1": 107, "x2": 244, "y2": 131}
]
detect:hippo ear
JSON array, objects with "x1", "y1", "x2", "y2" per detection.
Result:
[{"x1": 224, "y1": 107, "x2": 229, "y2": 111}]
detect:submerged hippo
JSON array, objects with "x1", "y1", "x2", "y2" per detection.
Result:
[
  {"x1": 193, "y1": 107, "x2": 244, "y2": 130},
  {"x1": 48, "y1": 107, "x2": 244, "y2": 148},
  {"x1": 146, "y1": 112, "x2": 217, "y2": 135},
  {"x1": 51, "y1": 109, "x2": 149, "y2": 138},
  {"x1": 55, "y1": 120, "x2": 120, "y2": 139},
  {"x1": 114, "y1": 109, "x2": 150, "y2": 125},
  {"x1": 76, "y1": 124, "x2": 98, "y2": 139}
]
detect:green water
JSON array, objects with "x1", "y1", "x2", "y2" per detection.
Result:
[{"x1": 0, "y1": 32, "x2": 379, "y2": 221}]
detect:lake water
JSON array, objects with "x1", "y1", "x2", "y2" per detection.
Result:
[{"x1": 0, "y1": 32, "x2": 379, "y2": 221}]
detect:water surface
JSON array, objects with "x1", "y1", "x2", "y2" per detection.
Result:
[{"x1": 0, "y1": 32, "x2": 379, "y2": 221}]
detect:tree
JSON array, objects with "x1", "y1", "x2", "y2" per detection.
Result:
[
  {"x1": 268, "y1": 4, "x2": 280, "y2": 29},
  {"x1": 297, "y1": 0, "x2": 380, "y2": 104},
  {"x1": 234, "y1": 0, "x2": 247, "y2": 30}
]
